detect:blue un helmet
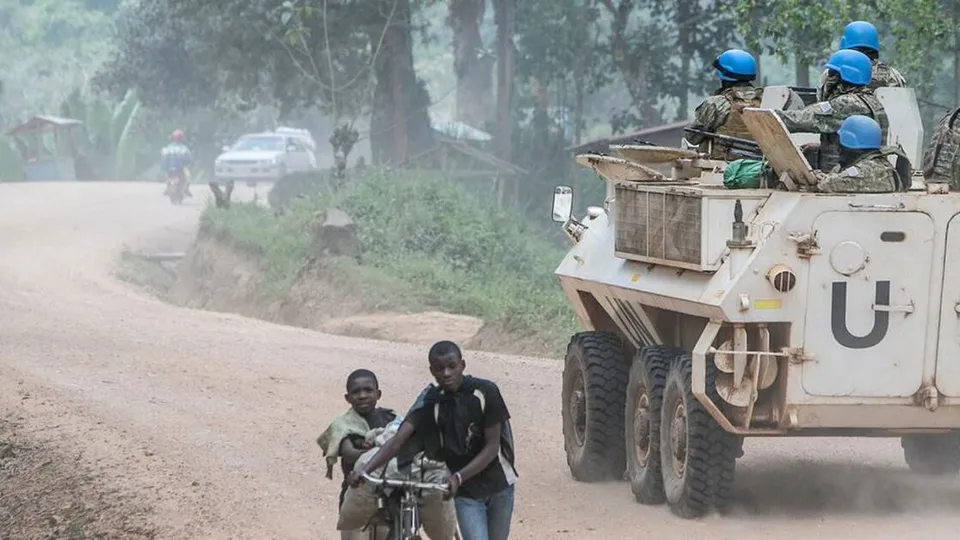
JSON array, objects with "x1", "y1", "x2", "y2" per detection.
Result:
[
  {"x1": 840, "y1": 21, "x2": 881, "y2": 52},
  {"x1": 824, "y1": 49, "x2": 873, "y2": 86},
  {"x1": 838, "y1": 115, "x2": 882, "y2": 150},
  {"x1": 713, "y1": 49, "x2": 757, "y2": 82}
]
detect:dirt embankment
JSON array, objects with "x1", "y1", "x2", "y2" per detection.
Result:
[
  {"x1": 0, "y1": 415, "x2": 157, "y2": 540},
  {"x1": 122, "y1": 231, "x2": 559, "y2": 357}
]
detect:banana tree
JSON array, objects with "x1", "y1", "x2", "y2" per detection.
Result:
[{"x1": 59, "y1": 87, "x2": 153, "y2": 181}]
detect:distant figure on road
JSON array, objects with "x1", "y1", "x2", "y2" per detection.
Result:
[{"x1": 160, "y1": 129, "x2": 193, "y2": 198}]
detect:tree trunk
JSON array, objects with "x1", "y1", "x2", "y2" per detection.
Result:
[
  {"x1": 448, "y1": 0, "x2": 494, "y2": 129},
  {"x1": 369, "y1": 0, "x2": 434, "y2": 166},
  {"x1": 600, "y1": 1, "x2": 662, "y2": 129},
  {"x1": 795, "y1": 58, "x2": 810, "y2": 87},
  {"x1": 573, "y1": 81, "x2": 585, "y2": 145},
  {"x1": 744, "y1": 1, "x2": 763, "y2": 84},
  {"x1": 676, "y1": 0, "x2": 691, "y2": 120},
  {"x1": 533, "y1": 77, "x2": 549, "y2": 111},
  {"x1": 955, "y1": 50, "x2": 960, "y2": 108},
  {"x1": 954, "y1": 4, "x2": 960, "y2": 107},
  {"x1": 493, "y1": 0, "x2": 515, "y2": 206},
  {"x1": 752, "y1": 51, "x2": 762, "y2": 85}
]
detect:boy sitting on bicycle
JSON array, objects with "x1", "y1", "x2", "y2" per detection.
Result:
[{"x1": 317, "y1": 369, "x2": 397, "y2": 540}]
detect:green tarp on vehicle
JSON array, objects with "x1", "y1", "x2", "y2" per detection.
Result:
[{"x1": 722, "y1": 158, "x2": 765, "y2": 189}]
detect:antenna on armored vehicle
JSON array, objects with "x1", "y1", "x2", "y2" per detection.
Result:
[
  {"x1": 726, "y1": 199, "x2": 753, "y2": 280},
  {"x1": 728, "y1": 199, "x2": 749, "y2": 247}
]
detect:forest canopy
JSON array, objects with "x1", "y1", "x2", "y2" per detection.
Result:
[{"x1": 2, "y1": 0, "x2": 958, "y2": 190}]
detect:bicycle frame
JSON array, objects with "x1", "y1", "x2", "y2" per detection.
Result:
[{"x1": 361, "y1": 472, "x2": 450, "y2": 540}]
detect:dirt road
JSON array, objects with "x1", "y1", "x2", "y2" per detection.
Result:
[{"x1": 3, "y1": 182, "x2": 960, "y2": 539}]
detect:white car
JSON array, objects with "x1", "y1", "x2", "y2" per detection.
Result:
[
  {"x1": 274, "y1": 126, "x2": 317, "y2": 152},
  {"x1": 214, "y1": 131, "x2": 317, "y2": 186}
]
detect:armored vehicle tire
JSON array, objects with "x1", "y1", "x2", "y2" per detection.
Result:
[
  {"x1": 901, "y1": 433, "x2": 960, "y2": 476},
  {"x1": 659, "y1": 353, "x2": 737, "y2": 519},
  {"x1": 562, "y1": 331, "x2": 629, "y2": 482},
  {"x1": 625, "y1": 346, "x2": 682, "y2": 505}
]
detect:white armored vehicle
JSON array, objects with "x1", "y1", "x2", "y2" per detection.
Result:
[{"x1": 551, "y1": 85, "x2": 955, "y2": 519}]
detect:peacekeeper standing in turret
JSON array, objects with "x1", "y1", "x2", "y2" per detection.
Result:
[
  {"x1": 813, "y1": 115, "x2": 909, "y2": 193},
  {"x1": 817, "y1": 20, "x2": 906, "y2": 99},
  {"x1": 775, "y1": 49, "x2": 888, "y2": 172},
  {"x1": 921, "y1": 106, "x2": 960, "y2": 191},
  {"x1": 684, "y1": 49, "x2": 763, "y2": 161}
]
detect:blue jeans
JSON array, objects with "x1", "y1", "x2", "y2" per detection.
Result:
[{"x1": 454, "y1": 484, "x2": 515, "y2": 540}]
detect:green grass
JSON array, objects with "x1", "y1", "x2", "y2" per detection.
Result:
[{"x1": 200, "y1": 168, "x2": 580, "y2": 348}]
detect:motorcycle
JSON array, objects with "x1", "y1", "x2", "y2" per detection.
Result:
[{"x1": 164, "y1": 168, "x2": 190, "y2": 205}]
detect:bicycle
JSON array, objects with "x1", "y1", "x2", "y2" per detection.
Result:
[{"x1": 360, "y1": 471, "x2": 452, "y2": 540}]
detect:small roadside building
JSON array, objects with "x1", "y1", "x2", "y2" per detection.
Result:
[
  {"x1": 409, "y1": 121, "x2": 527, "y2": 182},
  {"x1": 5, "y1": 115, "x2": 82, "y2": 181}
]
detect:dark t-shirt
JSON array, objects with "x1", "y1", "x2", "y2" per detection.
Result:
[
  {"x1": 404, "y1": 376, "x2": 518, "y2": 499},
  {"x1": 338, "y1": 407, "x2": 396, "y2": 507}
]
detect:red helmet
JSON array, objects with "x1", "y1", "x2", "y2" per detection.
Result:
[{"x1": 171, "y1": 129, "x2": 184, "y2": 142}]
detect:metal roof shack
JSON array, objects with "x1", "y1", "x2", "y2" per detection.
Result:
[
  {"x1": 6, "y1": 115, "x2": 82, "y2": 136},
  {"x1": 5, "y1": 115, "x2": 82, "y2": 181}
]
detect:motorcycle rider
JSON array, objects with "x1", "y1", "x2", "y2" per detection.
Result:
[{"x1": 161, "y1": 129, "x2": 193, "y2": 198}]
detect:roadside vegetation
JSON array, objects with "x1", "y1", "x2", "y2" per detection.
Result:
[{"x1": 200, "y1": 168, "x2": 580, "y2": 350}]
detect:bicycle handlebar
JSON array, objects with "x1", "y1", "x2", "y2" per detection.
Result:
[{"x1": 361, "y1": 472, "x2": 450, "y2": 494}]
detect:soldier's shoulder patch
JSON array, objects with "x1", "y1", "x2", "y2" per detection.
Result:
[
  {"x1": 845, "y1": 166, "x2": 860, "y2": 177},
  {"x1": 814, "y1": 101, "x2": 833, "y2": 115},
  {"x1": 695, "y1": 96, "x2": 720, "y2": 111}
]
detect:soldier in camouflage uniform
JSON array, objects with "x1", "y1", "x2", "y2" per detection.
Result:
[
  {"x1": 813, "y1": 115, "x2": 907, "y2": 193},
  {"x1": 817, "y1": 21, "x2": 906, "y2": 99},
  {"x1": 776, "y1": 49, "x2": 888, "y2": 172},
  {"x1": 921, "y1": 107, "x2": 960, "y2": 190},
  {"x1": 685, "y1": 49, "x2": 763, "y2": 161}
]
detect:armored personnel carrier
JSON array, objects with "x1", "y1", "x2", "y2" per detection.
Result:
[{"x1": 551, "y1": 85, "x2": 953, "y2": 519}]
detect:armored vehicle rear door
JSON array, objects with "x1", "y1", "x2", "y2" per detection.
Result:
[
  {"x1": 935, "y1": 214, "x2": 960, "y2": 396},
  {"x1": 802, "y1": 211, "x2": 934, "y2": 397}
]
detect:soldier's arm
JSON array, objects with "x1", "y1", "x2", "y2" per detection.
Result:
[
  {"x1": 776, "y1": 101, "x2": 843, "y2": 134},
  {"x1": 685, "y1": 99, "x2": 721, "y2": 145},
  {"x1": 815, "y1": 161, "x2": 897, "y2": 193},
  {"x1": 891, "y1": 67, "x2": 907, "y2": 87}
]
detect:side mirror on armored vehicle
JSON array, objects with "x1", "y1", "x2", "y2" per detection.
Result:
[{"x1": 552, "y1": 186, "x2": 573, "y2": 223}]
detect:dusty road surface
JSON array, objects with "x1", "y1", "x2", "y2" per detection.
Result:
[{"x1": 3, "y1": 181, "x2": 960, "y2": 539}]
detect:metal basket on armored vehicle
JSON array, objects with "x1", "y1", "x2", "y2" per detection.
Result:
[{"x1": 550, "y1": 85, "x2": 960, "y2": 520}]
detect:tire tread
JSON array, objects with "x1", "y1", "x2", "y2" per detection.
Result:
[{"x1": 562, "y1": 331, "x2": 629, "y2": 482}]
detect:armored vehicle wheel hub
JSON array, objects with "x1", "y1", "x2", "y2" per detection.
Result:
[
  {"x1": 632, "y1": 392, "x2": 652, "y2": 467},
  {"x1": 669, "y1": 402, "x2": 688, "y2": 476},
  {"x1": 570, "y1": 373, "x2": 587, "y2": 446}
]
